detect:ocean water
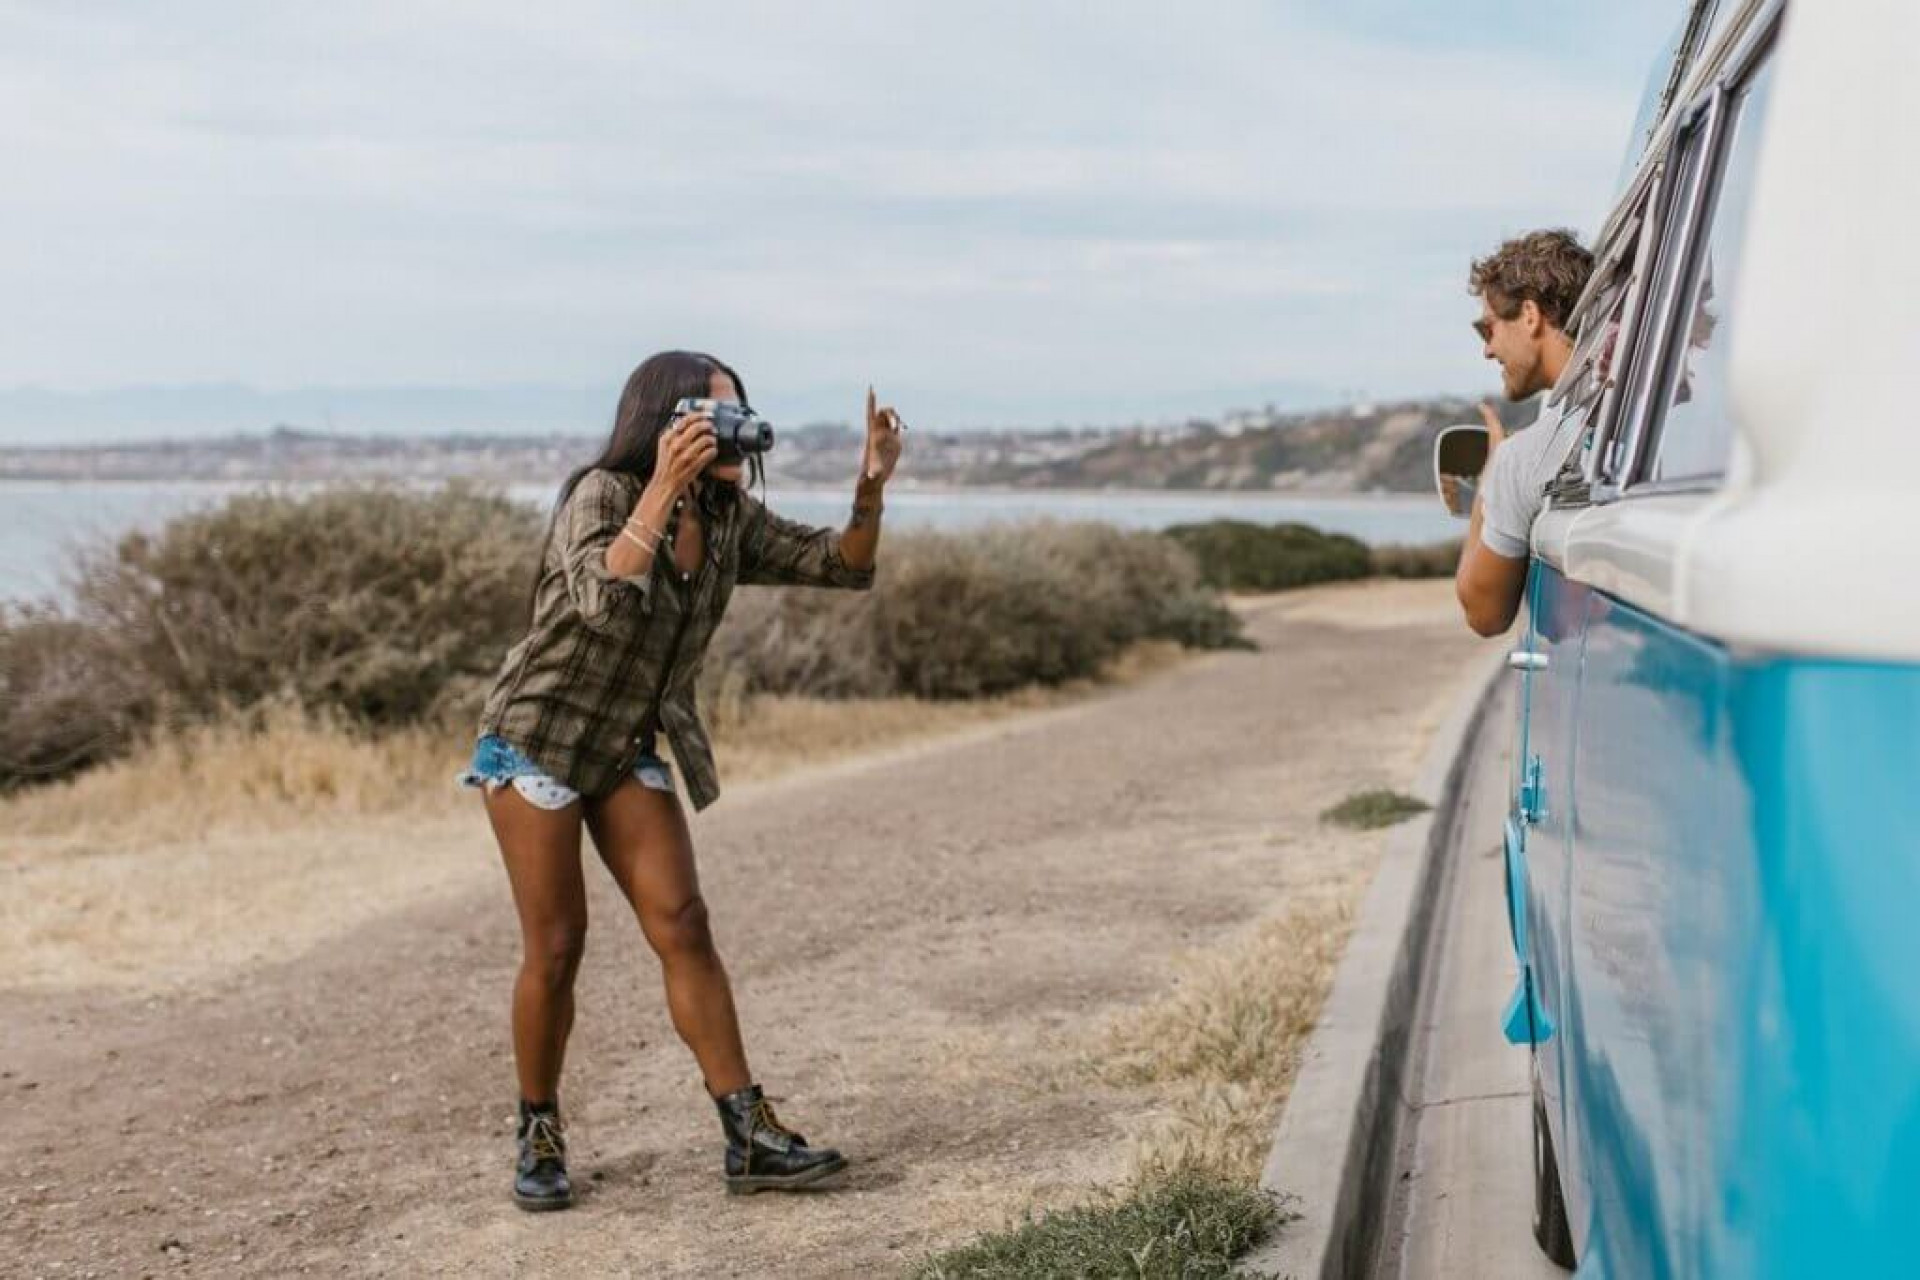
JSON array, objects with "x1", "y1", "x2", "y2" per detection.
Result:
[{"x1": 0, "y1": 478, "x2": 1461, "y2": 603}]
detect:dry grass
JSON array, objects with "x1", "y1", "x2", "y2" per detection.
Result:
[
  {"x1": 1, "y1": 702, "x2": 464, "y2": 851},
  {"x1": 2, "y1": 643, "x2": 1186, "y2": 861},
  {"x1": 1097, "y1": 883, "x2": 1364, "y2": 1182}
]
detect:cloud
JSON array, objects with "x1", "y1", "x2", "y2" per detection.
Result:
[{"x1": 0, "y1": 0, "x2": 1673, "y2": 432}]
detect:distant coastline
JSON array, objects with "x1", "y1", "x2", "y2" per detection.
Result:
[{"x1": 0, "y1": 474, "x2": 1453, "y2": 505}]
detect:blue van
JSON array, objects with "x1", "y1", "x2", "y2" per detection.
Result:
[{"x1": 1438, "y1": 1, "x2": 1920, "y2": 1273}]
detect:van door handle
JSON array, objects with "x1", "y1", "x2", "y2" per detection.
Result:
[{"x1": 1508, "y1": 649, "x2": 1548, "y2": 671}]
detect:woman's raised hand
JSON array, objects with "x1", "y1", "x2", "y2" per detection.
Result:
[{"x1": 862, "y1": 386, "x2": 905, "y2": 484}]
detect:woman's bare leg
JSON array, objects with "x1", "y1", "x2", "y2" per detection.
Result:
[
  {"x1": 585, "y1": 780, "x2": 752, "y2": 1097},
  {"x1": 483, "y1": 787, "x2": 588, "y2": 1104}
]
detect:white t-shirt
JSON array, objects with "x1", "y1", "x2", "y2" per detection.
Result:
[{"x1": 1479, "y1": 401, "x2": 1582, "y2": 559}]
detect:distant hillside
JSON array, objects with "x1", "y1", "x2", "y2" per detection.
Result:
[
  {"x1": 0, "y1": 395, "x2": 1540, "y2": 493},
  {"x1": 772, "y1": 396, "x2": 1541, "y2": 494},
  {"x1": 978, "y1": 399, "x2": 1495, "y2": 493}
]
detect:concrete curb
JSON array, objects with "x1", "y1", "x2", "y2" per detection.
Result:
[{"x1": 1240, "y1": 648, "x2": 1509, "y2": 1279}]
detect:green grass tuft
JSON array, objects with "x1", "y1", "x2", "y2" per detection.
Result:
[
  {"x1": 913, "y1": 1171, "x2": 1279, "y2": 1280},
  {"x1": 1321, "y1": 788, "x2": 1430, "y2": 830}
]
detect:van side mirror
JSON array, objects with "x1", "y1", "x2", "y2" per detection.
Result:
[{"x1": 1433, "y1": 424, "x2": 1491, "y2": 518}]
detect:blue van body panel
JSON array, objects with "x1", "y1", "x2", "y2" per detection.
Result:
[
  {"x1": 1521, "y1": 561, "x2": 1920, "y2": 1276},
  {"x1": 1717, "y1": 660, "x2": 1920, "y2": 1277},
  {"x1": 1557, "y1": 574, "x2": 1746, "y2": 1278},
  {"x1": 1514, "y1": 563, "x2": 1592, "y2": 1223}
]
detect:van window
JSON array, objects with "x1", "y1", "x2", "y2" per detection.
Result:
[
  {"x1": 1640, "y1": 57, "x2": 1777, "y2": 484},
  {"x1": 1613, "y1": 1, "x2": 1724, "y2": 192},
  {"x1": 1615, "y1": 10, "x2": 1693, "y2": 191}
]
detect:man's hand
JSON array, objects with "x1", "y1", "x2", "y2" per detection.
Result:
[
  {"x1": 1478, "y1": 400, "x2": 1508, "y2": 465},
  {"x1": 861, "y1": 386, "x2": 905, "y2": 485}
]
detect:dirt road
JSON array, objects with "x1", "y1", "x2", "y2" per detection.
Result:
[{"x1": 2, "y1": 581, "x2": 1489, "y2": 1278}]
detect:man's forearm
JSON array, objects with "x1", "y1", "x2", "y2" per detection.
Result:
[
  {"x1": 838, "y1": 476, "x2": 885, "y2": 570},
  {"x1": 1456, "y1": 502, "x2": 1529, "y2": 637}
]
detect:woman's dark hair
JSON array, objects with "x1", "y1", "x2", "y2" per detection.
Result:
[
  {"x1": 560, "y1": 350, "x2": 750, "y2": 505},
  {"x1": 528, "y1": 350, "x2": 752, "y2": 615}
]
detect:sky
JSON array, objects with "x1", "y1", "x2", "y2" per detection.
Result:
[{"x1": 0, "y1": 1, "x2": 1682, "y2": 440}]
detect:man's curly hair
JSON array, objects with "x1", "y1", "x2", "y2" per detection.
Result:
[{"x1": 1469, "y1": 229, "x2": 1594, "y2": 330}]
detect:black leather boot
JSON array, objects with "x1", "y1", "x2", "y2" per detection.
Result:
[
  {"x1": 713, "y1": 1084, "x2": 847, "y2": 1194},
  {"x1": 513, "y1": 1100, "x2": 573, "y2": 1211}
]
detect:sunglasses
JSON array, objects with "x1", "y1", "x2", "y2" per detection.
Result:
[{"x1": 1473, "y1": 300, "x2": 1527, "y2": 344}]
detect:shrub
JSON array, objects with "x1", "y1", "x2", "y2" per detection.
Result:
[
  {"x1": 0, "y1": 604, "x2": 154, "y2": 791},
  {"x1": 9, "y1": 491, "x2": 1246, "y2": 790},
  {"x1": 705, "y1": 522, "x2": 1247, "y2": 701},
  {"x1": 72, "y1": 484, "x2": 542, "y2": 727},
  {"x1": 1370, "y1": 539, "x2": 1461, "y2": 579},
  {"x1": 874, "y1": 530, "x2": 1115, "y2": 698},
  {"x1": 1163, "y1": 520, "x2": 1372, "y2": 592}
]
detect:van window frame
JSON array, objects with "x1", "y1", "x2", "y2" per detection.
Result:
[
  {"x1": 1564, "y1": 173, "x2": 1666, "y2": 498},
  {"x1": 1589, "y1": 10, "x2": 1782, "y2": 501},
  {"x1": 1608, "y1": 90, "x2": 1728, "y2": 492}
]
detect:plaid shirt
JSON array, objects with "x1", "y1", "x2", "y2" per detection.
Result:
[{"x1": 477, "y1": 468, "x2": 874, "y2": 808}]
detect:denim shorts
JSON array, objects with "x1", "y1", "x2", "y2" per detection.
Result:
[{"x1": 457, "y1": 733, "x2": 674, "y2": 810}]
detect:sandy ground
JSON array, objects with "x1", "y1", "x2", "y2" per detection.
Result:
[{"x1": 1, "y1": 579, "x2": 1490, "y2": 1278}]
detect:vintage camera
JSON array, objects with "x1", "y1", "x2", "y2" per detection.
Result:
[{"x1": 673, "y1": 397, "x2": 775, "y2": 464}]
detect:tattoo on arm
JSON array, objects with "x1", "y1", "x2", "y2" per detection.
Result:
[{"x1": 849, "y1": 503, "x2": 881, "y2": 530}]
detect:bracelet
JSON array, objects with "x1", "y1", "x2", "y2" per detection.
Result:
[
  {"x1": 619, "y1": 524, "x2": 660, "y2": 554},
  {"x1": 627, "y1": 515, "x2": 666, "y2": 541}
]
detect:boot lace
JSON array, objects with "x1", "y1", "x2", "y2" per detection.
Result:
[
  {"x1": 751, "y1": 1098, "x2": 797, "y2": 1141},
  {"x1": 524, "y1": 1112, "x2": 566, "y2": 1162}
]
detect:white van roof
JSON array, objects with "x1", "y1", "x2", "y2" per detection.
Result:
[{"x1": 1540, "y1": 0, "x2": 1920, "y2": 662}]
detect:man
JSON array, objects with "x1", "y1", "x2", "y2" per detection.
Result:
[{"x1": 1455, "y1": 229, "x2": 1595, "y2": 636}]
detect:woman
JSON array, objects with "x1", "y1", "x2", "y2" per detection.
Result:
[{"x1": 459, "y1": 350, "x2": 904, "y2": 1210}]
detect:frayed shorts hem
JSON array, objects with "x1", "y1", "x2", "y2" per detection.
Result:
[{"x1": 457, "y1": 734, "x2": 673, "y2": 811}]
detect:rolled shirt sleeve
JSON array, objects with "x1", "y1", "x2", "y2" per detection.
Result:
[
  {"x1": 559, "y1": 471, "x2": 655, "y2": 630},
  {"x1": 1477, "y1": 403, "x2": 1585, "y2": 561},
  {"x1": 737, "y1": 493, "x2": 876, "y2": 590}
]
